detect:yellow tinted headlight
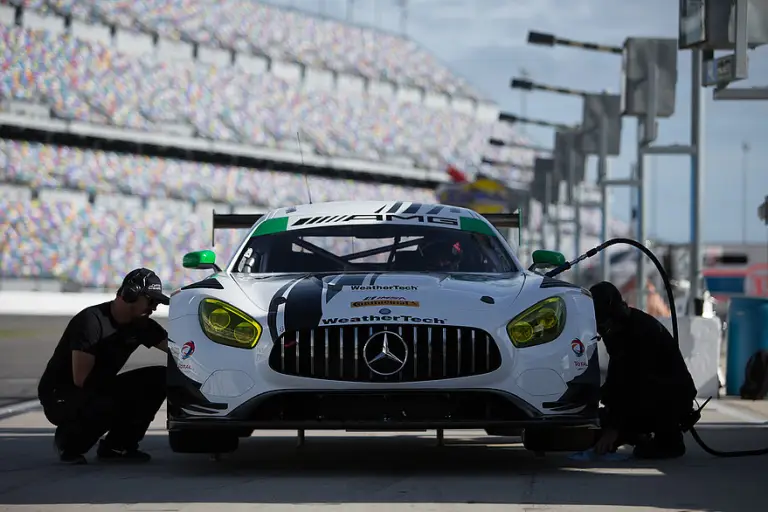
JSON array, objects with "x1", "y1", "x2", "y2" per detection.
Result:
[
  {"x1": 199, "y1": 298, "x2": 263, "y2": 349},
  {"x1": 507, "y1": 296, "x2": 567, "y2": 348}
]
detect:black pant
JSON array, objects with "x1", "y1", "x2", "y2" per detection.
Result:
[
  {"x1": 41, "y1": 366, "x2": 166, "y2": 455},
  {"x1": 599, "y1": 397, "x2": 691, "y2": 445}
]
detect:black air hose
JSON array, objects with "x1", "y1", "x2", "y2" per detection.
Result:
[{"x1": 545, "y1": 237, "x2": 768, "y2": 457}]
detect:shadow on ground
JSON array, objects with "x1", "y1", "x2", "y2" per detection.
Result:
[{"x1": 1, "y1": 424, "x2": 767, "y2": 511}]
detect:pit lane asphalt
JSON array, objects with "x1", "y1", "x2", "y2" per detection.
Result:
[
  {"x1": 1, "y1": 401, "x2": 767, "y2": 512},
  {"x1": 3, "y1": 315, "x2": 768, "y2": 511}
]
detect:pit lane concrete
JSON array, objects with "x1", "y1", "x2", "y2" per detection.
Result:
[
  {"x1": 1, "y1": 401, "x2": 767, "y2": 511},
  {"x1": 3, "y1": 315, "x2": 768, "y2": 511}
]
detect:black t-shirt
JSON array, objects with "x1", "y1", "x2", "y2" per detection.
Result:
[{"x1": 38, "y1": 301, "x2": 167, "y2": 399}]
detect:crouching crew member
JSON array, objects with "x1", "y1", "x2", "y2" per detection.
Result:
[
  {"x1": 37, "y1": 268, "x2": 171, "y2": 464},
  {"x1": 590, "y1": 281, "x2": 698, "y2": 459}
]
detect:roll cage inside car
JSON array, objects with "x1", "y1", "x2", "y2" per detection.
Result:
[
  {"x1": 210, "y1": 210, "x2": 523, "y2": 274},
  {"x1": 230, "y1": 224, "x2": 518, "y2": 274}
]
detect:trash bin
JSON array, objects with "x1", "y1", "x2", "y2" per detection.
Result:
[{"x1": 725, "y1": 296, "x2": 768, "y2": 396}]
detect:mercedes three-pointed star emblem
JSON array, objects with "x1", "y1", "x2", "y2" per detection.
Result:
[{"x1": 363, "y1": 330, "x2": 409, "y2": 376}]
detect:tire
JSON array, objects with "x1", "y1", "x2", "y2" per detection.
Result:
[
  {"x1": 522, "y1": 426, "x2": 598, "y2": 453},
  {"x1": 485, "y1": 427, "x2": 524, "y2": 437},
  {"x1": 169, "y1": 430, "x2": 239, "y2": 454}
]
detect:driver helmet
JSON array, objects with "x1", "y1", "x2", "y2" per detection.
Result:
[{"x1": 419, "y1": 238, "x2": 464, "y2": 271}]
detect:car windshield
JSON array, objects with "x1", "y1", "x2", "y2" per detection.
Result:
[{"x1": 230, "y1": 223, "x2": 518, "y2": 274}]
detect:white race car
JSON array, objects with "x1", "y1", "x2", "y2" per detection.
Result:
[{"x1": 165, "y1": 201, "x2": 601, "y2": 455}]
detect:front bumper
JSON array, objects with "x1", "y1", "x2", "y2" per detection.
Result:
[
  {"x1": 167, "y1": 388, "x2": 599, "y2": 431},
  {"x1": 166, "y1": 351, "x2": 599, "y2": 431}
]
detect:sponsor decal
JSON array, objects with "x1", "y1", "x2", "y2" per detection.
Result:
[
  {"x1": 321, "y1": 315, "x2": 447, "y2": 325},
  {"x1": 181, "y1": 341, "x2": 195, "y2": 360},
  {"x1": 291, "y1": 214, "x2": 459, "y2": 227},
  {"x1": 179, "y1": 363, "x2": 193, "y2": 370},
  {"x1": 348, "y1": 285, "x2": 418, "y2": 291},
  {"x1": 351, "y1": 296, "x2": 419, "y2": 308},
  {"x1": 379, "y1": 308, "x2": 391, "y2": 314},
  {"x1": 571, "y1": 339, "x2": 585, "y2": 357},
  {"x1": 574, "y1": 361, "x2": 588, "y2": 369}
]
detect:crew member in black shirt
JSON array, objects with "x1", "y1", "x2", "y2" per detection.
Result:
[
  {"x1": 590, "y1": 281, "x2": 698, "y2": 459},
  {"x1": 38, "y1": 268, "x2": 171, "y2": 464}
]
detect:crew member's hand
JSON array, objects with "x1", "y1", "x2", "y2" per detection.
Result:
[{"x1": 594, "y1": 428, "x2": 619, "y2": 455}]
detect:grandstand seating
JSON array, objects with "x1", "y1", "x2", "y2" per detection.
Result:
[
  {"x1": 0, "y1": 139, "x2": 437, "y2": 289},
  {"x1": 0, "y1": 139, "x2": 436, "y2": 206},
  {"x1": 0, "y1": 1, "x2": 616, "y2": 291},
  {"x1": 0, "y1": 15, "x2": 526, "y2": 170},
  {"x1": 5, "y1": 0, "x2": 480, "y2": 99}
]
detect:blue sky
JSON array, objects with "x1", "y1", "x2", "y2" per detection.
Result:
[{"x1": 270, "y1": 0, "x2": 768, "y2": 245}]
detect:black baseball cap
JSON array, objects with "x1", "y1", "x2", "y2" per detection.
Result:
[{"x1": 121, "y1": 268, "x2": 171, "y2": 305}]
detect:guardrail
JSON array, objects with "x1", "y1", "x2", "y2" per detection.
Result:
[{"x1": 0, "y1": 291, "x2": 170, "y2": 317}]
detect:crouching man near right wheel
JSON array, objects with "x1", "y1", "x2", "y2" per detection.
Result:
[{"x1": 590, "y1": 281, "x2": 698, "y2": 459}]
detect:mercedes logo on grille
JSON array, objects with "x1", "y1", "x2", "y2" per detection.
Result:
[{"x1": 363, "y1": 330, "x2": 409, "y2": 376}]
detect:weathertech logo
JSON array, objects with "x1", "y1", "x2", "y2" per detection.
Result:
[
  {"x1": 349, "y1": 285, "x2": 417, "y2": 291},
  {"x1": 321, "y1": 315, "x2": 446, "y2": 325}
]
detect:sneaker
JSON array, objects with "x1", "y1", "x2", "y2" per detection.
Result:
[
  {"x1": 53, "y1": 437, "x2": 87, "y2": 465},
  {"x1": 633, "y1": 432, "x2": 686, "y2": 459},
  {"x1": 59, "y1": 452, "x2": 88, "y2": 464},
  {"x1": 96, "y1": 440, "x2": 151, "y2": 463}
]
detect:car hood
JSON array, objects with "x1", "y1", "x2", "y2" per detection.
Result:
[{"x1": 229, "y1": 271, "x2": 528, "y2": 332}]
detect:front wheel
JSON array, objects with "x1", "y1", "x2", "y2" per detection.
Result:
[{"x1": 168, "y1": 430, "x2": 239, "y2": 454}]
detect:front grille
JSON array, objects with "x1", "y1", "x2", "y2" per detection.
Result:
[{"x1": 268, "y1": 324, "x2": 503, "y2": 382}]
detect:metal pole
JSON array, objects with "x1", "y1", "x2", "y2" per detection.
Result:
[
  {"x1": 599, "y1": 111, "x2": 609, "y2": 282},
  {"x1": 636, "y1": 60, "x2": 657, "y2": 312},
  {"x1": 690, "y1": 48, "x2": 705, "y2": 314},
  {"x1": 554, "y1": 190, "x2": 562, "y2": 253},
  {"x1": 636, "y1": 120, "x2": 647, "y2": 311},
  {"x1": 543, "y1": 173, "x2": 552, "y2": 249},
  {"x1": 742, "y1": 142, "x2": 750, "y2": 244},
  {"x1": 568, "y1": 137, "x2": 581, "y2": 282}
]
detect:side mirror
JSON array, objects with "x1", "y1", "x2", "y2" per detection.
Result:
[
  {"x1": 183, "y1": 250, "x2": 221, "y2": 271},
  {"x1": 528, "y1": 249, "x2": 566, "y2": 273},
  {"x1": 532, "y1": 249, "x2": 566, "y2": 267}
]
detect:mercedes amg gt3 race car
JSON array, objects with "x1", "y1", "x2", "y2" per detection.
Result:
[{"x1": 165, "y1": 200, "x2": 601, "y2": 455}]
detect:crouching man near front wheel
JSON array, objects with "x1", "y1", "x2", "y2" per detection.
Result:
[
  {"x1": 590, "y1": 281, "x2": 698, "y2": 459},
  {"x1": 37, "y1": 268, "x2": 171, "y2": 464}
]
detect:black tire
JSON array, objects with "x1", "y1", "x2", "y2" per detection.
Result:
[
  {"x1": 522, "y1": 427, "x2": 597, "y2": 453},
  {"x1": 485, "y1": 427, "x2": 524, "y2": 437},
  {"x1": 169, "y1": 430, "x2": 239, "y2": 454}
]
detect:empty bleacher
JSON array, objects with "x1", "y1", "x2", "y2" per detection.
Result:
[
  {"x1": 0, "y1": 1, "x2": 582, "y2": 292},
  {"x1": 0, "y1": 1, "x2": 532, "y2": 170},
  {"x1": 0, "y1": 139, "x2": 437, "y2": 289}
]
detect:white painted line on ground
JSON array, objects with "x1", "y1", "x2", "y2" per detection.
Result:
[
  {"x1": 0, "y1": 398, "x2": 40, "y2": 420},
  {"x1": 707, "y1": 400, "x2": 768, "y2": 424}
]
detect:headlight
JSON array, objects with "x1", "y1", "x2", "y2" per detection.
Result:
[
  {"x1": 198, "y1": 298, "x2": 263, "y2": 349},
  {"x1": 507, "y1": 296, "x2": 567, "y2": 348}
]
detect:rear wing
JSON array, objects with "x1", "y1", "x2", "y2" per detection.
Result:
[{"x1": 211, "y1": 209, "x2": 522, "y2": 246}]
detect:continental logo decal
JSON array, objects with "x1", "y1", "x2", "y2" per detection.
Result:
[
  {"x1": 321, "y1": 315, "x2": 446, "y2": 325},
  {"x1": 350, "y1": 296, "x2": 420, "y2": 308},
  {"x1": 291, "y1": 214, "x2": 459, "y2": 227},
  {"x1": 349, "y1": 285, "x2": 417, "y2": 291}
]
